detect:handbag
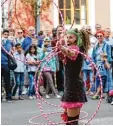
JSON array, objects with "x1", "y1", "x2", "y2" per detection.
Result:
[{"x1": 7, "y1": 55, "x2": 17, "y2": 70}]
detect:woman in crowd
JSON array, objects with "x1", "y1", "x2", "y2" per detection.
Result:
[
  {"x1": 92, "y1": 31, "x2": 112, "y2": 100},
  {"x1": 41, "y1": 37, "x2": 61, "y2": 99}
]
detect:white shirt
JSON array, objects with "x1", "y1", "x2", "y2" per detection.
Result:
[
  {"x1": 26, "y1": 53, "x2": 38, "y2": 72},
  {"x1": 90, "y1": 35, "x2": 98, "y2": 48},
  {"x1": 14, "y1": 51, "x2": 25, "y2": 73}
]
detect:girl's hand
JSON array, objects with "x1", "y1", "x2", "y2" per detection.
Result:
[
  {"x1": 56, "y1": 41, "x2": 62, "y2": 49},
  {"x1": 35, "y1": 61, "x2": 40, "y2": 65},
  {"x1": 27, "y1": 61, "x2": 34, "y2": 65}
]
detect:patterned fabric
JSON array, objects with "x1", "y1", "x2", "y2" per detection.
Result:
[
  {"x1": 61, "y1": 46, "x2": 87, "y2": 103},
  {"x1": 61, "y1": 102, "x2": 84, "y2": 108},
  {"x1": 40, "y1": 50, "x2": 57, "y2": 72}
]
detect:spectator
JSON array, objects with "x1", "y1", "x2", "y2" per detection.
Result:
[
  {"x1": 53, "y1": 25, "x2": 65, "y2": 95},
  {"x1": 12, "y1": 43, "x2": 25, "y2": 100},
  {"x1": 95, "y1": 24, "x2": 102, "y2": 32},
  {"x1": 41, "y1": 38, "x2": 61, "y2": 99},
  {"x1": 104, "y1": 28, "x2": 113, "y2": 99},
  {"x1": 22, "y1": 26, "x2": 38, "y2": 54},
  {"x1": 1, "y1": 29, "x2": 12, "y2": 102},
  {"x1": 92, "y1": 31, "x2": 112, "y2": 100},
  {"x1": 26, "y1": 45, "x2": 39, "y2": 99},
  {"x1": 15, "y1": 29, "x2": 25, "y2": 45},
  {"x1": 38, "y1": 31, "x2": 44, "y2": 48},
  {"x1": 86, "y1": 25, "x2": 98, "y2": 48},
  {"x1": 8, "y1": 29, "x2": 16, "y2": 48}
]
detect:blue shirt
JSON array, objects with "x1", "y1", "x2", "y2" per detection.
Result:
[
  {"x1": 92, "y1": 41, "x2": 112, "y2": 76},
  {"x1": 1, "y1": 39, "x2": 12, "y2": 65},
  {"x1": 82, "y1": 47, "x2": 93, "y2": 70},
  {"x1": 104, "y1": 38, "x2": 113, "y2": 60},
  {"x1": 21, "y1": 37, "x2": 32, "y2": 52}
]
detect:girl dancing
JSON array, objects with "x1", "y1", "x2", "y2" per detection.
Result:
[{"x1": 57, "y1": 29, "x2": 90, "y2": 125}]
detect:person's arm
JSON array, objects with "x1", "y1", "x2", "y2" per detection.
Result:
[
  {"x1": 59, "y1": 45, "x2": 79, "y2": 60},
  {"x1": 26, "y1": 54, "x2": 34, "y2": 65}
]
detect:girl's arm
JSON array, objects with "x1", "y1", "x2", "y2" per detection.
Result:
[
  {"x1": 26, "y1": 54, "x2": 33, "y2": 65},
  {"x1": 60, "y1": 46, "x2": 79, "y2": 60}
]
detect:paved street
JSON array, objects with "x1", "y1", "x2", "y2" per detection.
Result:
[{"x1": 1, "y1": 96, "x2": 113, "y2": 125}]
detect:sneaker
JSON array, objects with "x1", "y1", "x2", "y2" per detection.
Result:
[
  {"x1": 33, "y1": 96, "x2": 36, "y2": 99},
  {"x1": 45, "y1": 94, "x2": 50, "y2": 99},
  {"x1": 29, "y1": 96, "x2": 33, "y2": 100},
  {"x1": 2, "y1": 98, "x2": 7, "y2": 102},
  {"x1": 18, "y1": 96, "x2": 24, "y2": 100},
  {"x1": 12, "y1": 96, "x2": 18, "y2": 100},
  {"x1": 111, "y1": 101, "x2": 113, "y2": 105},
  {"x1": 7, "y1": 99, "x2": 13, "y2": 103},
  {"x1": 59, "y1": 91, "x2": 64, "y2": 96},
  {"x1": 56, "y1": 94, "x2": 61, "y2": 99}
]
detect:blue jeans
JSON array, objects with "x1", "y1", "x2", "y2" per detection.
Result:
[
  {"x1": 28, "y1": 72, "x2": 35, "y2": 96},
  {"x1": 96, "y1": 76, "x2": 107, "y2": 91},
  {"x1": 83, "y1": 70, "x2": 95, "y2": 92},
  {"x1": 12, "y1": 72, "x2": 24, "y2": 96}
]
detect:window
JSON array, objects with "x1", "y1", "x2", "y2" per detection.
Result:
[{"x1": 59, "y1": 0, "x2": 88, "y2": 25}]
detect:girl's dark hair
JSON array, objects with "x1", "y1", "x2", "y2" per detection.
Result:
[
  {"x1": 74, "y1": 28, "x2": 90, "y2": 53},
  {"x1": 80, "y1": 29, "x2": 90, "y2": 53},
  {"x1": 15, "y1": 43, "x2": 21, "y2": 48},
  {"x1": 28, "y1": 44, "x2": 37, "y2": 55},
  {"x1": 3, "y1": 29, "x2": 9, "y2": 34},
  {"x1": 56, "y1": 25, "x2": 63, "y2": 31}
]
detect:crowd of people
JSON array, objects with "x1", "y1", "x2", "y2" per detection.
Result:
[{"x1": 1, "y1": 24, "x2": 113, "y2": 107}]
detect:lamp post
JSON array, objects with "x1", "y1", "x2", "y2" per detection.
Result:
[{"x1": 36, "y1": 0, "x2": 42, "y2": 33}]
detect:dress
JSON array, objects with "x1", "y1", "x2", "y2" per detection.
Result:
[{"x1": 61, "y1": 46, "x2": 87, "y2": 108}]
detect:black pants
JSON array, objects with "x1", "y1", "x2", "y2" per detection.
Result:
[
  {"x1": 56, "y1": 61, "x2": 64, "y2": 92},
  {"x1": 112, "y1": 62, "x2": 113, "y2": 80},
  {"x1": 1, "y1": 65, "x2": 12, "y2": 100}
]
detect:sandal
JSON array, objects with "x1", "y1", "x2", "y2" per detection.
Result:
[
  {"x1": 92, "y1": 95, "x2": 99, "y2": 100},
  {"x1": 89, "y1": 92, "x2": 95, "y2": 96}
]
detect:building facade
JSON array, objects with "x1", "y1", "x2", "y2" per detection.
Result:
[
  {"x1": 53, "y1": 0, "x2": 113, "y2": 33},
  {"x1": 1, "y1": 0, "x2": 113, "y2": 35}
]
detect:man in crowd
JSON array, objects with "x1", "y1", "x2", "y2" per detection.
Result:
[
  {"x1": 95, "y1": 24, "x2": 102, "y2": 32},
  {"x1": 15, "y1": 29, "x2": 25, "y2": 45},
  {"x1": 22, "y1": 26, "x2": 38, "y2": 54},
  {"x1": 1, "y1": 29, "x2": 12, "y2": 102}
]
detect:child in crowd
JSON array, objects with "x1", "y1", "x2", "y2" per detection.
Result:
[
  {"x1": 82, "y1": 44, "x2": 95, "y2": 95},
  {"x1": 12, "y1": 43, "x2": 25, "y2": 100},
  {"x1": 26, "y1": 45, "x2": 40, "y2": 100},
  {"x1": 41, "y1": 37, "x2": 61, "y2": 99}
]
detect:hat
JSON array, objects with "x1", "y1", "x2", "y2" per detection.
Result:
[{"x1": 44, "y1": 37, "x2": 51, "y2": 41}]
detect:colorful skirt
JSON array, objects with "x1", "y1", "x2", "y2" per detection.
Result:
[{"x1": 61, "y1": 102, "x2": 84, "y2": 109}]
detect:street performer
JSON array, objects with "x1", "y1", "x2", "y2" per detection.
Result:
[{"x1": 57, "y1": 29, "x2": 90, "y2": 125}]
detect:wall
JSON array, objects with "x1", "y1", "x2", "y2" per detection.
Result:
[{"x1": 95, "y1": 0, "x2": 110, "y2": 29}]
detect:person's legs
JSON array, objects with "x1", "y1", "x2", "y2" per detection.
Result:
[
  {"x1": 66, "y1": 108, "x2": 80, "y2": 125},
  {"x1": 1, "y1": 66, "x2": 12, "y2": 101},
  {"x1": 28, "y1": 72, "x2": 35, "y2": 97},
  {"x1": 18, "y1": 73, "x2": 24, "y2": 98},
  {"x1": 92, "y1": 76, "x2": 107, "y2": 99},
  {"x1": 56, "y1": 61, "x2": 64, "y2": 92},
  {"x1": 44, "y1": 72, "x2": 57, "y2": 95},
  {"x1": 89, "y1": 70, "x2": 95, "y2": 94},
  {"x1": 83, "y1": 70, "x2": 88, "y2": 92},
  {"x1": 12, "y1": 72, "x2": 20, "y2": 97}
]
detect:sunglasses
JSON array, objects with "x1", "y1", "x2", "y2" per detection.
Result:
[
  {"x1": 18, "y1": 32, "x2": 23, "y2": 34},
  {"x1": 97, "y1": 35, "x2": 103, "y2": 38}
]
